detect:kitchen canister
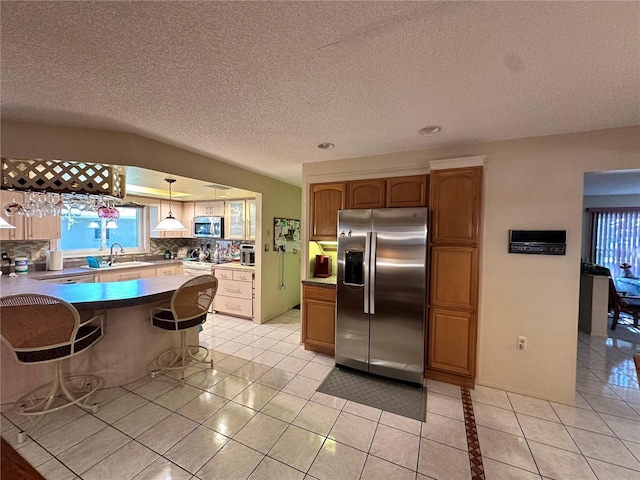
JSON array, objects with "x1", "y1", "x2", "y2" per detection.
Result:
[
  {"x1": 15, "y1": 256, "x2": 28, "y2": 274},
  {"x1": 47, "y1": 250, "x2": 64, "y2": 271}
]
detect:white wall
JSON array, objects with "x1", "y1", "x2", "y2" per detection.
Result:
[
  {"x1": 302, "y1": 126, "x2": 640, "y2": 405},
  {"x1": 1, "y1": 120, "x2": 302, "y2": 323}
]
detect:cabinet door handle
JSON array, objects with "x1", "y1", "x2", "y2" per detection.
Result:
[
  {"x1": 225, "y1": 287, "x2": 242, "y2": 293},
  {"x1": 226, "y1": 304, "x2": 241, "y2": 310}
]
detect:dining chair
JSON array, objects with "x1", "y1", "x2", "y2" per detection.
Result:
[{"x1": 608, "y1": 276, "x2": 640, "y2": 330}]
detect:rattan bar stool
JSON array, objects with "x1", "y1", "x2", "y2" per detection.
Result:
[
  {"x1": 149, "y1": 274, "x2": 218, "y2": 385},
  {"x1": 0, "y1": 294, "x2": 104, "y2": 443}
]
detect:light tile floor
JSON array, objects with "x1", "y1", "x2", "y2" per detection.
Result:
[{"x1": 2, "y1": 310, "x2": 639, "y2": 479}]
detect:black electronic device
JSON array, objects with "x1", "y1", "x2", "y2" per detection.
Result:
[{"x1": 509, "y1": 230, "x2": 566, "y2": 255}]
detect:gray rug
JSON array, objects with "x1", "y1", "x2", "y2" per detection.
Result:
[
  {"x1": 608, "y1": 314, "x2": 640, "y2": 344},
  {"x1": 317, "y1": 367, "x2": 426, "y2": 422}
]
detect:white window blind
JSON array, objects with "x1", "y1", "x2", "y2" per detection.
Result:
[{"x1": 590, "y1": 208, "x2": 640, "y2": 276}]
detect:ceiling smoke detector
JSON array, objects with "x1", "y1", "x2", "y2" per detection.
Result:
[
  {"x1": 418, "y1": 126, "x2": 442, "y2": 136},
  {"x1": 317, "y1": 143, "x2": 335, "y2": 149}
]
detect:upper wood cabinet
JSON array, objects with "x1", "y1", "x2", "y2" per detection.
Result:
[
  {"x1": 349, "y1": 179, "x2": 386, "y2": 209},
  {"x1": 0, "y1": 190, "x2": 60, "y2": 241},
  {"x1": 386, "y1": 175, "x2": 429, "y2": 208},
  {"x1": 348, "y1": 175, "x2": 429, "y2": 210},
  {"x1": 430, "y1": 246, "x2": 478, "y2": 311},
  {"x1": 430, "y1": 168, "x2": 482, "y2": 245},
  {"x1": 309, "y1": 174, "x2": 429, "y2": 240},
  {"x1": 310, "y1": 182, "x2": 348, "y2": 240},
  {"x1": 194, "y1": 201, "x2": 224, "y2": 217}
]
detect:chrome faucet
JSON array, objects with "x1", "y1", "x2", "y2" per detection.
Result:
[{"x1": 109, "y1": 242, "x2": 125, "y2": 266}]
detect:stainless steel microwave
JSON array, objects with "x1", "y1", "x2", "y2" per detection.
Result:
[{"x1": 193, "y1": 216, "x2": 224, "y2": 238}]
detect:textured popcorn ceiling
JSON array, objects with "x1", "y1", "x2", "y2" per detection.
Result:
[{"x1": 1, "y1": 1, "x2": 638, "y2": 186}]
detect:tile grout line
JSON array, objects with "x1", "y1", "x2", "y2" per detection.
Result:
[{"x1": 461, "y1": 387, "x2": 485, "y2": 480}]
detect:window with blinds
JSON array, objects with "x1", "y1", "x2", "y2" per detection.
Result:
[{"x1": 589, "y1": 207, "x2": 640, "y2": 276}]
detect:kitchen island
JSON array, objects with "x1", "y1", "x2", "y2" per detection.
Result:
[{"x1": 0, "y1": 274, "x2": 197, "y2": 403}]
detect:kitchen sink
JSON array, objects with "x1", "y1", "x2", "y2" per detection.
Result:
[{"x1": 80, "y1": 261, "x2": 155, "y2": 270}]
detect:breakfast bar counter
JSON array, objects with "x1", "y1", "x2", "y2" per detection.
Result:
[{"x1": 1, "y1": 275, "x2": 198, "y2": 403}]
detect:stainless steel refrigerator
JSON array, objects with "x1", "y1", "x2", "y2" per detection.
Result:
[{"x1": 336, "y1": 207, "x2": 428, "y2": 385}]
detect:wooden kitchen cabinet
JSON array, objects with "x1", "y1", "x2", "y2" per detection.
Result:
[
  {"x1": 386, "y1": 174, "x2": 428, "y2": 208},
  {"x1": 429, "y1": 246, "x2": 478, "y2": 311},
  {"x1": 226, "y1": 200, "x2": 246, "y2": 239},
  {"x1": 246, "y1": 200, "x2": 256, "y2": 239},
  {"x1": 155, "y1": 264, "x2": 183, "y2": 276},
  {"x1": 182, "y1": 202, "x2": 195, "y2": 237},
  {"x1": 347, "y1": 175, "x2": 429, "y2": 210},
  {"x1": 428, "y1": 308, "x2": 475, "y2": 377},
  {"x1": 194, "y1": 201, "x2": 224, "y2": 217},
  {"x1": 310, "y1": 182, "x2": 348, "y2": 240},
  {"x1": 426, "y1": 167, "x2": 482, "y2": 388},
  {"x1": 0, "y1": 191, "x2": 60, "y2": 241},
  {"x1": 430, "y1": 168, "x2": 482, "y2": 245},
  {"x1": 213, "y1": 267, "x2": 254, "y2": 319},
  {"x1": 95, "y1": 266, "x2": 155, "y2": 282},
  {"x1": 302, "y1": 284, "x2": 336, "y2": 356},
  {"x1": 349, "y1": 179, "x2": 386, "y2": 209}
]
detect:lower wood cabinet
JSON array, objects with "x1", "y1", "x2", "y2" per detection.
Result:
[
  {"x1": 302, "y1": 283, "x2": 336, "y2": 356},
  {"x1": 428, "y1": 308, "x2": 476, "y2": 378},
  {"x1": 212, "y1": 268, "x2": 254, "y2": 319},
  {"x1": 156, "y1": 264, "x2": 183, "y2": 276},
  {"x1": 95, "y1": 267, "x2": 155, "y2": 283}
]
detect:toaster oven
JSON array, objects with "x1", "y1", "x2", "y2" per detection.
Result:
[{"x1": 240, "y1": 244, "x2": 255, "y2": 266}]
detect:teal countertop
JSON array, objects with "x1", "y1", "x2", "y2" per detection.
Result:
[{"x1": 0, "y1": 273, "x2": 190, "y2": 310}]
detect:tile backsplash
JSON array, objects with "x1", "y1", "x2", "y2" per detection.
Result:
[
  {"x1": 0, "y1": 238, "x2": 252, "y2": 270},
  {"x1": 0, "y1": 240, "x2": 50, "y2": 263}
]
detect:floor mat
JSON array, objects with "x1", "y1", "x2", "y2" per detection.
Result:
[
  {"x1": 317, "y1": 367, "x2": 426, "y2": 421},
  {"x1": 607, "y1": 313, "x2": 640, "y2": 343}
]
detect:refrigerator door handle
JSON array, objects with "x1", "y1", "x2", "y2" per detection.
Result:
[
  {"x1": 364, "y1": 232, "x2": 371, "y2": 314},
  {"x1": 370, "y1": 232, "x2": 377, "y2": 315}
]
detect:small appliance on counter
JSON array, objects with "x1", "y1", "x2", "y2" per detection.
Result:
[
  {"x1": 240, "y1": 244, "x2": 255, "y2": 266},
  {"x1": 314, "y1": 254, "x2": 332, "y2": 278}
]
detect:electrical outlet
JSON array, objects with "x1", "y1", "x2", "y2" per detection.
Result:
[
  {"x1": 518, "y1": 336, "x2": 528, "y2": 351},
  {"x1": 264, "y1": 244, "x2": 269, "y2": 252}
]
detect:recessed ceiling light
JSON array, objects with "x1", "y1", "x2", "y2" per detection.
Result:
[
  {"x1": 418, "y1": 126, "x2": 442, "y2": 136},
  {"x1": 317, "y1": 143, "x2": 335, "y2": 149}
]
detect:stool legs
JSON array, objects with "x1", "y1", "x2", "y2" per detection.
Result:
[
  {"x1": 14, "y1": 362, "x2": 101, "y2": 443},
  {"x1": 150, "y1": 330, "x2": 213, "y2": 386}
]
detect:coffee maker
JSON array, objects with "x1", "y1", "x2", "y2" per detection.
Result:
[{"x1": 314, "y1": 254, "x2": 332, "y2": 278}]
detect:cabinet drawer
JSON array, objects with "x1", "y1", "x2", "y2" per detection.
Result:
[
  {"x1": 303, "y1": 285, "x2": 336, "y2": 302},
  {"x1": 213, "y1": 269, "x2": 233, "y2": 280},
  {"x1": 232, "y1": 270, "x2": 253, "y2": 282},
  {"x1": 214, "y1": 296, "x2": 253, "y2": 317},
  {"x1": 156, "y1": 265, "x2": 179, "y2": 276},
  {"x1": 217, "y1": 279, "x2": 253, "y2": 299}
]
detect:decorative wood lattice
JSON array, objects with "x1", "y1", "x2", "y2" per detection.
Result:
[{"x1": 1, "y1": 157, "x2": 126, "y2": 198}]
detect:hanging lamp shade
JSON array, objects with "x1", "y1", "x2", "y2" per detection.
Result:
[
  {"x1": 152, "y1": 178, "x2": 188, "y2": 232},
  {"x1": 0, "y1": 216, "x2": 16, "y2": 229}
]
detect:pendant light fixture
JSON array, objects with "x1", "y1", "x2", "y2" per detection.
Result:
[{"x1": 152, "y1": 179, "x2": 188, "y2": 232}]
